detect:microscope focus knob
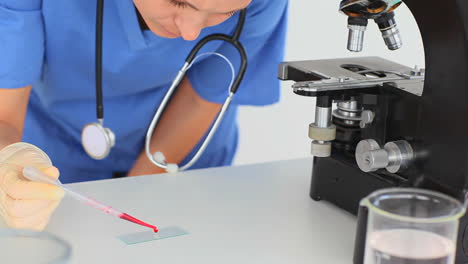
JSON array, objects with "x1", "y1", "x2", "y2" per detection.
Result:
[
  {"x1": 311, "y1": 141, "x2": 332, "y2": 158},
  {"x1": 309, "y1": 103, "x2": 336, "y2": 158},
  {"x1": 309, "y1": 124, "x2": 337, "y2": 141},
  {"x1": 384, "y1": 141, "x2": 414, "y2": 173},
  {"x1": 309, "y1": 124, "x2": 336, "y2": 157},
  {"x1": 355, "y1": 139, "x2": 414, "y2": 173},
  {"x1": 355, "y1": 139, "x2": 386, "y2": 172}
]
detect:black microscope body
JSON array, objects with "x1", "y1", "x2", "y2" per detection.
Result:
[{"x1": 279, "y1": 0, "x2": 468, "y2": 263}]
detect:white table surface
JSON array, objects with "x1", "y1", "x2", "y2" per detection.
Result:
[{"x1": 46, "y1": 158, "x2": 357, "y2": 263}]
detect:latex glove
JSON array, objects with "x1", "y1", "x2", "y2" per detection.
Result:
[{"x1": 0, "y1": 143, "x2": 65, "y2": 230}]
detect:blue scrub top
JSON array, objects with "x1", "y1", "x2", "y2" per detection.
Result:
[{"x1": 0, "y1": 0, "x2": 288, "y2": 183}]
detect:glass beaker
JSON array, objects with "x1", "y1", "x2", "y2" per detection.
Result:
[
  {"x1": 361, "y1": 188, "x2": 465, "y2": 264},
  {"x1": 0, "y1": 229, "x2": 71, "y2": 263}
]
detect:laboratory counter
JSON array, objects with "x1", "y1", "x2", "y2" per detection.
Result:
[{"x1": 47, "y1": 158, "x2": 356, "y2": 263}]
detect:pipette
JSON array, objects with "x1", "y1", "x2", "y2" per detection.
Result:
[{"x1": 23, "y1": 166, "x2": 158, "y2": 233}]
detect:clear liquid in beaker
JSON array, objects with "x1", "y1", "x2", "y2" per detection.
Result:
[{"x1": 366, "y1": 229, "x2": 455, "y2": 264}]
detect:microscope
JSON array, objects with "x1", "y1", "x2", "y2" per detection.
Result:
[{"x1": 278, "y1": 0, "x2": 468, "y2": 263}]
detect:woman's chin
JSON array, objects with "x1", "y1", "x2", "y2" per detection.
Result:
[{"x1": 149, "y1": 25, "x2": 181, "y2": 39}]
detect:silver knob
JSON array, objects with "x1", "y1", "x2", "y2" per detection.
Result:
[
  {"x1": 356, "y1": 139, "x2": 387, "y2": 172},
  {"x1": 384, "y1": 141, "x2": 414, "y2": 173},
  {"x1": 355, "y1": 139, "x2": 414, "y2": 173},
  {"x1": 359, "y1": 110, "x2": 375, "y2": 128}
]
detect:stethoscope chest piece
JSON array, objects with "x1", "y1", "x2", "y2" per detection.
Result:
[{"x1": 81, "y1": 122, "x2": 115, "y2": 160}]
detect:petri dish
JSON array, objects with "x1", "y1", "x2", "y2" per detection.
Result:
[{"x1": 0, "y1": 229, "x2": 71, "y2": 264}]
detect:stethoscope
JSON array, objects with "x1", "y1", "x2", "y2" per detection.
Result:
[{"x1": 81, "y1": 0, "x2": 247, "y2": 173}]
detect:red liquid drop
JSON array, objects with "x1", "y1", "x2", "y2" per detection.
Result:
[{"x1": 119, "y1": 213, "x2": 158, "y2": 233}]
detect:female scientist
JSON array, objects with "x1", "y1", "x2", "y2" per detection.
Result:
[{"x1": 0, "y1": 0, "x2": 287, "y2": 230}]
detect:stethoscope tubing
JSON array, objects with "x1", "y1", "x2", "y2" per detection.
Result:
[
  {"x1": 96, "y1": 0, "x2": 104, "y2": 121},
  {"x1": 144, "y1": 11, "x2": 248, "y2": 172},
  {"x1": 88, "y1": 2, "x2": 247, "y2": 172}
]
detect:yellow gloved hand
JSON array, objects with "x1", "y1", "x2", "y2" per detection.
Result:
[{"x1": 0, "y1": 143, "x2": 65, "y2": 231}]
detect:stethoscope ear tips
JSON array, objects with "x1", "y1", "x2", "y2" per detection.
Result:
[{"x1": 81, "y1": 122, "x2": 115, "y2": 160}]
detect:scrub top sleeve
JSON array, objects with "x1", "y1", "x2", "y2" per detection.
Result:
[
  {"x1": 187, "y1": 0, "x2": 288, "y2": 106},
  {"x1": 0, "y1": 0, "x2": 45, "y2": 88}
]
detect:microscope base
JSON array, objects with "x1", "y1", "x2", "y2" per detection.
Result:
[{"x1": 310, "y1": 155, "x2": 468, "y2": 264}]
